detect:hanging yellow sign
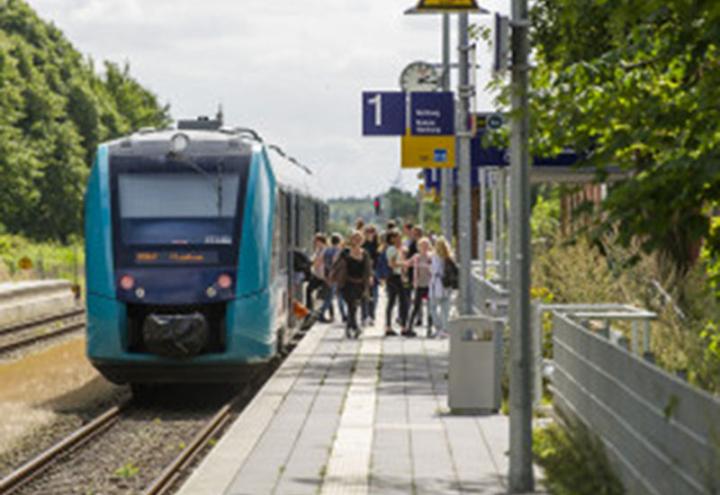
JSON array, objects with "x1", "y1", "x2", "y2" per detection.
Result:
[
  {"x1": 402, "y1": 134, "x2": 456, "y2": 169},
  {"x1": 410, "y1": 0, "x2": 487, "y2": 13}
]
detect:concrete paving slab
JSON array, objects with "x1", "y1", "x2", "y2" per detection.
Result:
[
  {"x1": 176, "y1": 323, "x2": 331, "y2": 495},
  {"x1": 177, "y1": 295, "x2": 544, "y2": 495}
]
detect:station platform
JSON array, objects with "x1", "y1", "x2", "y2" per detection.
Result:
[{"x1": 178, "y1": 318, "x2": 535, "y2": 495}]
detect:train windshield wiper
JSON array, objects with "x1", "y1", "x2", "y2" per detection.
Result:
[{"x1": 172, "y1": 157, "x2": 224, "y2": 217}]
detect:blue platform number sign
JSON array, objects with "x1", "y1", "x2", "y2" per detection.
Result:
[
  {"x1": 410, "y1": 92, "x2": 455, "y2": 136},
  {"x1": 362, "y1": 92, "x2": 406, "y2": 136}
]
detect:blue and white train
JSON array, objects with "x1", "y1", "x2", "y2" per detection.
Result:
[{"x1": 84, "y1": 117, "x2": 326, "y2": 385}]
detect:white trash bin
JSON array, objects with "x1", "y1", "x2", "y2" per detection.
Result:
[{"x1": 448, "y1": 315, "x2": 504, "y2": 413}]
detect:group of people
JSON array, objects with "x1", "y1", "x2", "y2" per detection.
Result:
[{"x1": 303, "y1": 220, "x2": 458, "y2": 340}]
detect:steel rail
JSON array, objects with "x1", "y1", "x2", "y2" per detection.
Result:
[
  {"x1": 0, "y1": 308, "x2": 85, "y2": 338},
  {"x1": 0, "y1": 405, "x2": 124, "y2": 495},
  {"x1": 0, "y1": 321, "x2": 85, "y2": 355},
  {"x1": 142, "y1": 365, "x2": 276, "y2": 495}
]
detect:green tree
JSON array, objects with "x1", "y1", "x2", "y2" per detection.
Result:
[
  {"x1": 504, "y1": 0, "x2": 720, "y2": 271},
  {"x1": 0, "y1": 0, "x2": 171, "y2": 241},
  {"x1": 386, "y1": 187, "x2": 418, "y2": 221}
]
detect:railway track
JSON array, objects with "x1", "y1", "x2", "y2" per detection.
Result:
[
  {"x1": 0, "y1": 308, "x2": 85, "y2": 355},
  {"x1": 0, "y1": 339, "x2": 290, "y2": 495}
]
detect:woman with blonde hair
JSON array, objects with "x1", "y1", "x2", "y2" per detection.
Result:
[
  {"x1": 405, "y1": 236, "x2": 433, "y2": 337},
  {"x1": 429, "y1": 236, "x2": 456, "y2": 338}
]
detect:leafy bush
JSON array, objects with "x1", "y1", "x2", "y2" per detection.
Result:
[{"x1": 534, "y1": 411, "x2": 625, "y2": 495}]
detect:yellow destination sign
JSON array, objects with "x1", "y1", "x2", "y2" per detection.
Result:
[
  {"x1": 402, "y1": 134, "x2": 456, "y2": 169},
  {"x1": 410, "y1": 0, "x2": 487, "y2": 13}
]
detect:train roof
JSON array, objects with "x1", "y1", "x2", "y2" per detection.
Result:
[
  {"x1": 265, "y1": 145, "x2": 323, "y2": 201},
  {"x1": 102, "y1": 126, "x2": 324, "y2": 202}
]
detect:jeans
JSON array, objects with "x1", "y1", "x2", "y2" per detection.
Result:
[
  {"x1": 429, "y1": 294, "x2": 450, "y2": 333},
  {"x1": 385, "y1": 275, "x2": 408, "y2": 328},
  {"x1": 402, "y1": 285, "x2": 415, "y2": 325},
  {"x1": 362, "y1": 280, "x2": 379, "y2": 321},
  {"x1": 318, "y1": 284, "x2": 346, "y2": 320},
  {"x1": 407, "y1": 287, "x2": 431, "y2": 332}
]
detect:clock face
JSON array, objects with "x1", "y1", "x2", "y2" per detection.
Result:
[{"x1": 400, "y1": 62, "x2": 440, "y2": 92}]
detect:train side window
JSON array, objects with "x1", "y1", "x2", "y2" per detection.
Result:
[
  {"x1": 272, "y1": 191, "x2": 283, "y2": 276},
  {"x1": 278, "y1": 191, "x2": 288, "y2": 271}
]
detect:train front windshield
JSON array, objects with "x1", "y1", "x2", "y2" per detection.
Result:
[
  {"x1": 110, "y1": 155, "x2": 250, "y2": 267},
  {"x1": 119, "y1": 173, "x2": 240, "y2": 246}
]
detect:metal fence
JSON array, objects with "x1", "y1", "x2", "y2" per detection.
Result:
[
  {"x1": 470, "y1": 266, "x2": 508, "y2": 318},
  {"x1": 552, "y1": 312, "x2": 720, "y2": 495}
]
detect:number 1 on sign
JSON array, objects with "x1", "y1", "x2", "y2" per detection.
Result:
[{"x1": 369, "y1": 94, "x2": 382, "y2": 127}]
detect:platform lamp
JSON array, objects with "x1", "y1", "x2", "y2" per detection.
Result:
[{"x1": 404, "y1": 0, "x2": 488, "y2": 15}]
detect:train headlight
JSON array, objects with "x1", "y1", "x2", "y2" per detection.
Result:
[
  {"x1": 218, "y1": 274, "x2": 232, "y2": 290},
  {"x1": 135, "y1": 287, "x2": 146, "y2": 299},
  {"x1": 206, "y1": 287, "x2": 217, "y2": 298},
  {"x1": 120, "y1": 275, "x2": 135, "y2": 290},
  {"x1": 170, "y1": 133, "x2": 190, "y2": 153}
]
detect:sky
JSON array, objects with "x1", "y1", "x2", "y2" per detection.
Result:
[{"x1": 30, "y1": 0, "x2": 510, "y2": 198}]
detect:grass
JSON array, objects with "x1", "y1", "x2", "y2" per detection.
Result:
[
  {"x1": 533, "y1": 410, "x2": 624, "y2": 495},
  {"x1": 113, "y1": 462, "x2": 140, "y2": 479}
]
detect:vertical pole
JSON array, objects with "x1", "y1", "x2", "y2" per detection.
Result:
[
  {"x1": 479, "y1": 167, "x2": 487, "y2": 278},
  {"x1": 441, "y1": 14, "x2": 453, "y2": 242},
  {"x1": 490, "y1": 170, "x2": 500, "y2": 277},
  {"x1": 457, "y1": 13, "x2": 473, "y2": 315},
  {"x1": 508, "y1": 0, "x2": 534, "y2": 490},
  {"x1": 498, "y1": 169, "x2": 506, "y2": 282}
]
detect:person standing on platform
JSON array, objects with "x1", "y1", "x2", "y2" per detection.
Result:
[
  {"x1": 306, "y1": 233, "x2": 327, "y2": 313},
  {"x1": 429, "y1": 236, "x2": 456, "y2": 339},
  {"x1": 331, "y1": 231, "x2": 371, "y2": 339},
  {"x1": 402, "y1": 222, "x2": 413, "y2": 244},
  {"x1": 361, "y1": 224, "x2": 379, "y2": 326},
  {"x1": 405, "y1": 237, "x2": 432, "y2": 337},
  {"x1": 318, "y1": 233, "x2": 346, "y2": 323},
  {"x1": 384, "y1": 231, "x2": 408, "y2": 337},
  {"x1": 405, "y1": 226, "x2": 423, "y2": 326}
]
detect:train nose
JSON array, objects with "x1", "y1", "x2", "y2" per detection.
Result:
[{"x1": 142, "y1": 312, "x2": 209, "y2": 358}]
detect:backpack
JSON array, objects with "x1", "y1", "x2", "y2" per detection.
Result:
[
  {"x1": 328, "y1": 250, "x2": 348, "y2": 287},
  {"x1": 293, "y1": 250, "x2": 312, "y2": 279},
  {"x1": 375, "y1": 250, "x2": 391, "y2": 280},
  {"x1": 442, "y1": 258, "x2": 459, "y2": 289}
]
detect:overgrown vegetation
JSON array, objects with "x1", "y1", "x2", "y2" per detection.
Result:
[
  {"x1": 531, "y1": 195, "x2": 720, "y2": 395},
  {"x1": 0, "y1": 234, "x2": 83, "y2": 283},
  {"x1": 534, "y1": 411, "x2": 625, "y2": 495},
  {"x1": 0, "y1": 0, "x2": 170, "y2": 243}
]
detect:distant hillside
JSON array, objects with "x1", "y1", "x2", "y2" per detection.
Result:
[
  {"x1": 328, "y1": 196, "x2": 374, "y2": 225},
  {"x1": 0, "y1": 0, "x2": 170, "y2": 241}
]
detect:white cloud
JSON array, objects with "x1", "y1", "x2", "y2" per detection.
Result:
[{"x1": 30, "y1": 0, "x2": 509, "y2": 198}]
